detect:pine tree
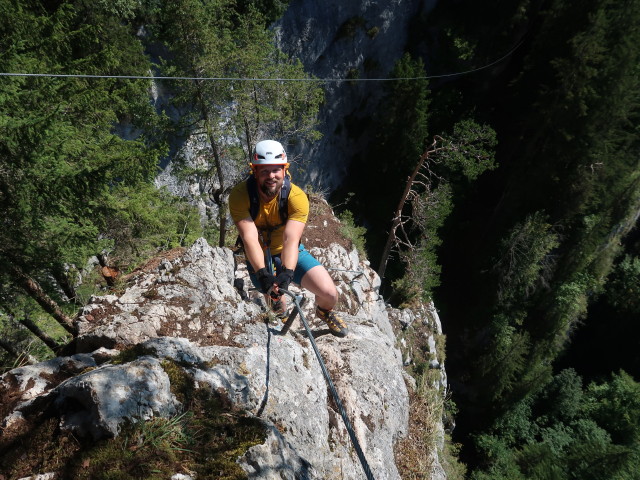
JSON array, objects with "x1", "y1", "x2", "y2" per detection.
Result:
[
  {"x1": 0, "y1": 0, "x2": 165, "y2": 342},
  {"x1": 151, "y1": 0, "x2": 322, "y2": 246}
]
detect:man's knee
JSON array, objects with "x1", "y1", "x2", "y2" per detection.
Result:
[
  {"x1": 301, "y1": 266, "x2": 337, "y2": 300},
  {"x1": 320, "y1": 282, "x2": 338, "y2": 304}
]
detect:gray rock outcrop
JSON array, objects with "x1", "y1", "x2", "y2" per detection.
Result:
[
  {"x1": 275, "y1": 0, "x2": 439, "y2": 190},
  {"x1": 1, "y1": 237, "x2": 447, "y2": 479}
]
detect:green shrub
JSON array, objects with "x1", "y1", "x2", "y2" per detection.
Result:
[{"x1": 338, "y1": 209, "x2": 367, "y2": 256}]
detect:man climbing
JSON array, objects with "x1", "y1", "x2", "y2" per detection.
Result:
[{"x1": 229, "y1": 139, "x2": 349, "y2": 337}]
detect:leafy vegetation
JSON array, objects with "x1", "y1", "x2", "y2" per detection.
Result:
[
  {"x1": 332, "y1": 0, "x2": 640, "y2": 477},
  {"x1": 375, "y1": 0, "x2": 640, "y2": 477},
  {"x1": 0, "y1": 0, "x2": 320, "y2": 367},
  {"x1": 337, "y1": 209, "x2": 367, "y2": 257},
  {"x1": 471, "y1": 369, "x2": 640, "y2": 480},
  {"x1": 151, "y1": 0, "x2": 323, "y2": 246},
  {"x1": 2, "y1": 0, "x2": 640, "y2": 478},
  {"x1": 1, "y1": 367, "x2": 266, "y2": 480}
]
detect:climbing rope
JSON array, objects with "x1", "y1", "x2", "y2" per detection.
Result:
[{"x1": 277, "y1": 288, "x2": 376, "y2": 480}]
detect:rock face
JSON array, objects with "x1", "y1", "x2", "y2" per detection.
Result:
[
  {"x1": 1, "y1": 229, "x2": 446, "y2": 479},
  {"x1": 155, "y1": 1, "x2": 441, "y2": 231},
  {"x1": 274, "y1": 0, "x2": 438, "y2": 190}
]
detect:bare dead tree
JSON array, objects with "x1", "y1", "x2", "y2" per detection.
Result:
[{"x1": 377, "y1": 137, "x2": 446, "y2": 280}]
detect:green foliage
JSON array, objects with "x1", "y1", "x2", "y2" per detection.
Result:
[
  {"x1": 152, "y1": 0, "x2": 322, "y2": 246},
  {"x1": 382, "y1": 54, "x2": 431, "y2": 175},
  {"x1": 337, "y1": 209, "x2": 367, "y2": 257},
  {"x1": 477, "y1": 314, "x2": 536, "y2": 405},
  {"x1": 335, "y1": 16, "x2": 366, "y2": 40},
  {"x1": 366, "y1": 26, "x2": 380, "y2": 39},
  {"x1": 233, "y1": 0, "x2": 290, "y2": 25},
  {"x1": 122, "y1": 411, "x2": 195, "y2": 454},
  {"x1": 582, "y1": 370, "x2": 640, "y2": 445},
  {"x1": 0, "y1": 303, "x2": 67, "y2": 373},
  {"x1": 441, "y1": 434, "x2": 468, "y2": 480},
  {"x1": 437, "y1": 119, "x2": 497, "y2": 181},
  {"x1": 154, "y1": 0, "x2": 323, "y2": 161},
  {"x1": 470, "y1": 369, "x2": 640, "y2": 480},
  {"x1": 450, "y1": 34, "x2": 475, "y2": 61},
  {"x1": 104, "y1": 185, "x2": 203, "y2": 270},
  {"x1": 393, "y1": 183, "x2": 452, "y2": 302},
  {"x1": 343, "y1": 53, "x2": 431, "y2": 277},
  {"x1": 436, "y1": 4, "x2": 640, "y2": 468},
  {"x1": 227, "y1": 8, "x2": 324, "y2": 155},
  {"x1": 549, "y1": 272, "x2": 594, "y2": 335},
  {"x1": 493, "y1": 212, "x2": 560, "y2": 307},
  {"x1": 605, "y1": 255, "x2": 640, "y2": 314},
  {"x1": 0, "y1": 0, "x2": 219, "y2": 363},
  {"x1": 0, "y1": 0, "x2": 168, "y2": 325}
]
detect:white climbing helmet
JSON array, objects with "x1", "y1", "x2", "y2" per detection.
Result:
[{"x1": 252, "y1": 140, "x2": 288, "y2": 166}]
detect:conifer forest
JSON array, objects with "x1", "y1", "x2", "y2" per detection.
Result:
[{"x1": 2, "y1": 0, "x2": 640, "y2": 478}]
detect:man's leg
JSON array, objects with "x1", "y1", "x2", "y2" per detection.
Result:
[
  {"x1": 293, "y1": 245, "x2": 347, "y2": 336},
  {"x1": 300, "y1": 265, "x2": 338, "y2": 310},
  {"x1": 299, "y1": 264, "x2": 348, "y2": 337}
]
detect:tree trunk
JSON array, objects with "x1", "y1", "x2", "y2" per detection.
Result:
[
  {"x1": 52, "y1": 264, "x2": 79, "y2": 305},
  {"x1": 17, "y1": 313, "x2": 61, "y2": 352},
  {"x1": 196, "y1": 79, "x2": 228, "y2": 247},
  {"x1": 0, "y1": 337, "x2": 37, "y2": 366},
  {"x1": 377, "y1": 140, "x2": 441, "y2": 280},
  {"x1": 10, "y1": 265, "x2": 76, "y2": 335}
]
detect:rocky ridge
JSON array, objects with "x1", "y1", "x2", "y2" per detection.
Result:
[{"x1": 0, "y1": 201, "x2": 447, "y2": 480}]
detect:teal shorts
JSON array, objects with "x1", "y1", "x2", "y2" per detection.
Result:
[{"x1": 247, "y1": 243, "x2": 321, "y2": 289}]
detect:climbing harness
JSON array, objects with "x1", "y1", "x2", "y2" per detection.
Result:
[{"x1": 276, "y1": 288, "x2": 376, "y2": 480}]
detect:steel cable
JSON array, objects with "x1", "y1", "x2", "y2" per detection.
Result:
[{"x1": 277, "y1": 288, "x2": 375, "y2": 480}]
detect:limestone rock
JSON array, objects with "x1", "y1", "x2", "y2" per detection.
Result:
[
  {"x1": 274, "y1": 0, "x2": 439, "y2": 191},
  {"x1": 54, "y1": 356, "x2": 180, "y2": 440},
  {"x1": 1, "y1": 238, "x2": 447, "y2": 479}
]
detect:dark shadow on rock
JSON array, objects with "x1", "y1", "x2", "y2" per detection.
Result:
[{"x1": 255, "y1": 322, "x2": 272, "y2": 418}]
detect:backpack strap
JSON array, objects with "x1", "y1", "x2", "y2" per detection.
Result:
[
  {"x1": 246, "y1": 175, "x2": 261, "y2": 222},
  {"x1": 278, "y1": 176, "x2": 291, "y2": 225},
  {"x1": 244, "y1": 175, "x2": 292, "y2": 247}
]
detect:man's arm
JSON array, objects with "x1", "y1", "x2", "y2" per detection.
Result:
[
  {"x1": 236, "y1": 217, "x2": 265, "y2": 272},
  {"x1": 281, "y1": 219, "x2": 305, "y2": 270}
]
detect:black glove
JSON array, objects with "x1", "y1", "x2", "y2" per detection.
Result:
[
  {"x1": 275, "y1": 268, "x2": 294, "y2": 292},
  {"x1": 255, "y1": 268, "x2": 277, "y2": 295}
]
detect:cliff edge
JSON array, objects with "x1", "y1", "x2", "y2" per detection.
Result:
[{"x1": 0, "y1": 198, "x2": 447, "y2": 480}]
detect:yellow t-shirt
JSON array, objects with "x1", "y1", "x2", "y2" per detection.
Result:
[{"x1": 228, "y1": 178, "x2": 309, "y2": 255}]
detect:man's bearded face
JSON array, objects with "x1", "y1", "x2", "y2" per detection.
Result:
[{"x1": 255, "y1": 165, "x2": 285, "y2": 199}]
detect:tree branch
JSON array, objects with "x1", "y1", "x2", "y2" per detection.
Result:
[{"x1": 9, "y1": 265, "x2": 75, "y2": 335}]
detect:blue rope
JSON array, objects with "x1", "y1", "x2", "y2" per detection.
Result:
[{"x1": 279, "y1": 288, "x2": 376, "y2": 480}]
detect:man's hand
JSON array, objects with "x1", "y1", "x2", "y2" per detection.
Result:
[
  {"x1": 275, "y1": 268, "x2": 294, "y2": 292},
  {"x1": 255, "y1": 268, "x2": 277, "y2": 295}
]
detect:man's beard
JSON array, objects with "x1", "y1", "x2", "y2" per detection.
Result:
[{"x1": 260, "y1": 179, "x2": 281, "y2": 199}]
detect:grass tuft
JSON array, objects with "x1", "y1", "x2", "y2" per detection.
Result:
[{"x1": 0, "y1": 369, "x2": 266, "y2": 479}]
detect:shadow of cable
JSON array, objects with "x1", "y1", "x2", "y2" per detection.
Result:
[
  {"x1": 255, "y1": 322, "x2": 272, "y2": 417},
  {"x1": 289, "y1": 327, "x2": 332, "y2": 338}
]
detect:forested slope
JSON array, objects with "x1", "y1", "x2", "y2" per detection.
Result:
[
  {"x1": 0, "y1": 0, "x2": 322, "y2": 362},
  {"x1": 336, "y1": 0, "x2": 640, "y2": 477},
  {"x1": 2, "y1": 0, "x2": 640, "y2": 479}
]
